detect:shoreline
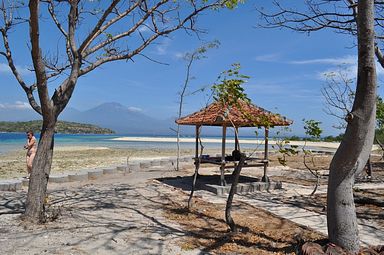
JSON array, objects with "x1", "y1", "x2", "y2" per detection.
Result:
[{"x1": 111, "y1": 136, "x2": 342, "y2": 149}]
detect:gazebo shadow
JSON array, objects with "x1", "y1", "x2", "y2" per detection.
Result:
[{"x1": 157, "y1": 174, "x2": 281, "y2": 196}]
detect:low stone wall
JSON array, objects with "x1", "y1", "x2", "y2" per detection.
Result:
[{"x1": 0, "y1": 156, "x2": 194, "y2": 192}]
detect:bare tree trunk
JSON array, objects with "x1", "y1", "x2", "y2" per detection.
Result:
[
  {"x1": 176, "y1": 125, "x2": 181, "y2": 171},
  {"x1": 188, "y1": 163, "x2": 199, "y2": 209},
  {"x1": 188, "y1": 126, "x2": 202, "y2": 209},
  {"x1": 327, "y1": 1, "x2": 376, "y2": 253},
  {"x1": 24, "y1": 119, "x2": 56, "y2": 223},
  {"x1": 303, "y1": 151, "x2": 320, "y2": 196},
  {"x1": 225, "y1": 154, "x2": 245, "y2": 232},
  {"x1": 310, "y1": 175, "x2": 319, "y2": 196}
]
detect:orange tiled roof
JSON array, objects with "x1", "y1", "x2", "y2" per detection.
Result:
[{"x1": 176, "y1": 100, "x2": 292, "y2": 127}]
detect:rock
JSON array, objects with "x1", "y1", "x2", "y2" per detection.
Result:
[
  {"x1": 103, "y1": 167, "x2": 117, "y2": 175},
  {"x1": 49, "y1": 175, "x2": 70, "y2": 183},
  {"x1": 88, "y1": 169, "x2": 103, "y2": 180},
  {"x1": 68, "y1": 171, "x2": 89, "y2": 182}
]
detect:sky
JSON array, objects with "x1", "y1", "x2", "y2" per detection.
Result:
[{"x1": 1, "y1": 1, "x2": 383, "y2": 136}]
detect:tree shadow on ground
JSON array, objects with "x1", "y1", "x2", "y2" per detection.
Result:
[
  {"x1": 0, "y1": 182, "x2": 196, "y2": 254},
  {"x1": 157, "y1": 174, "x2": 259, "y2": 192},
  {"x1": 0, "y1": 191, "x2": 25, "y2": 215}
]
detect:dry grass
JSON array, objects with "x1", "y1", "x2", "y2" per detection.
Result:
[{"x1": 163, "y1": 194, "x2": 325, "y2": 254}]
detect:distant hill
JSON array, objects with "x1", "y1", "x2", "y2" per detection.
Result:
[
  {"x1": 0, "y1": 120, "x2": 115, "y2": 134},
  {"x1": 60, "y1": 102, "x2": 174, "y2": 135}
]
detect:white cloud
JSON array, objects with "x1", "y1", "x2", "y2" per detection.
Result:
[
  {"x1": 127, "y1": 106, "x2": 143, "y2": 112},
  {"x1": 154, "y1": 38, "x2": 172, "y2": 55},
  {"x1": 0, "y1": 101, "x2": 31, "y2": 110},
  {"x1": 377, "y1": 65, "x2": 384, "y2": 76},
  {"x1": 317, "y1": 63, "x2": 357, "y2": 80},
  {"x1": 138, "y1": 25, "x2": 150, "y2": 33},
  {"x1": 254, "y1": 53, "x2": 281, "y2": 62},
  {"x1": 0, "y1": 63, "x2": 32, "y2": 76},
  {"x1": 0, "y1": 63, "x2": 11, "y2": 73},
  {"x1": 317, "y1": 60, "x2": 384, "y2": 81},
  {"x1": 174, "y1": 52, "x2": 185, "y2": 59},
  {"x1": 288, "y1": 55, "x2": 356, "y2": 65},
  {"x1": 156, "y1": 45, "x2": 167, "y2": 55}
]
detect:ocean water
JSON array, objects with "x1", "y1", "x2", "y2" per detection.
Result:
[{"x1": 0, "y1": 133, "x2": 269, "y2": 155}]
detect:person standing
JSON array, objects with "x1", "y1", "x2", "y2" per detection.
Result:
[{"x1": 24, "y1": 130, "x2": 37, "y2": 176}]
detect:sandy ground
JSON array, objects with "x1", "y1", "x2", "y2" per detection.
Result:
[
  {"x1": 0, "y1": 163, "x2": 326, "y2": 255},
  {"x1": 111, "y1": 136, "x2": 344, "y2": 149},
  {"x1": 0, "y1": 145, "x2": 286, "y2": 180},
  {"x1": 1, "y1": 162, "x2": 382, "y2": 254},
  {"x1": 0, "y1": 146, "x2": 199, "y2": 179},
  {"x1": 0, "y1": 168, "x2": 203, "y2": 255},
  {"x1": 0, "y1": 146, "x2": 383, "y2": 254}
]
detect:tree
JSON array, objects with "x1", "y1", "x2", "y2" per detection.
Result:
[
  {"x1": 187, "y1": 63, "x2": 251, "y2": 231},
  {"x1": 321, "y1": 67, "x2": 384, "y2": 133},
  {"x1": 302, "y1": 119, "x2": 323, "y2": 196},
  {"x1": 375, "y1": 97, "x2": 384, "y2": 156},
  {"x1": 321, "y1": 67, "x2": 355, "y2": 130},
  {"x1": 327, "y1": 3, "x2": 376, "y2": 251},
  {"x1": 321, "y1": 67, "x2": 384, "y2": 175},
  {"x1": 175, "y1": 41, "x2": 219, "y2": 171},
  {"x1": 211, "y1": 64, "x2": 250, "y2": 232},
  {"x1": 0, "y1": 0, "x2": 242, "y2": 223},
  {"x1": 257, "y1": 1, "x2": 377, "y2": 253}
]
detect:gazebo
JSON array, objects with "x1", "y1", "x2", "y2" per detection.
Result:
[{"x1": 176, "y1": 100, "x2": 292, "y2": 186}]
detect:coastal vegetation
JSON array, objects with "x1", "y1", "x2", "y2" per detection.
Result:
[
  {"x1": 0, "y1": 120, "x2": 114, "y2": 134},
  {"x1": 175, "y1": 41, "x2": 220, "y2": 171},
  {"x1": 286, "y1": 134, "x2": 344, "y2": 142}
]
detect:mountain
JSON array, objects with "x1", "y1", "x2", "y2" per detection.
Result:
[{"x1": 60, "y1": 102, "x2": 173, "y2": 134}]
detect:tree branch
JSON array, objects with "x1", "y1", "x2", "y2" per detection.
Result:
[
  {"x1": 29, "y1": 0, "x2": 51, "y2": 115},
  {"x1": 80, "y1": 0, "x2": 223, "y2": 76},
  {"x1": 52, "y1": 0, "x2": 81, "y2": 116},
  {"x1": 376, "y1": 45, "x2": 384, "y2": 68},
  {"x1": 78, "y1": 0, "x2": 122, "y2": 54},
  {"x1": 257, "y1": 1, "x2": 384, "y2": 70},
  {"x1": 82, "y1": 0, "x2": 167, "y2": 58},
  {"x1": 0, "y1": 3, "x2": 41, "y2": 114},
  {"x1": 47, "y1": 0, "x2": 73, "y2": 64}
]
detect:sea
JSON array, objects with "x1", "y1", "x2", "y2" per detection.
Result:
[{"x1": 0, "y1": 133, "x2": 269, "y2": 155}]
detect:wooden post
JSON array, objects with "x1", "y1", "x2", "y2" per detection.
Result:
[
  {"x1": 262, "y1": 127, "x2": 269, "y2": 182},
  {"x1": 188, "y1": 125, "x2": 201, "y2": 209},
  {"x1": 220, "y1": 125, "x2": 227, "y2": 186},
  {"x1": 234, "y1": 127, "x2": 239, "y2": 151},
  {"x1": 195, "y1": 125, "x2": 200, "y2": 165}
]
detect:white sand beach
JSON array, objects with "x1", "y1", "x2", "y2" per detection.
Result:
[
  {"x1": 111, "y1": 136, "x2": 383, "y2": 151},
  {"x1": 111, "y1": 136, "x2": 342, "y2": 149}
]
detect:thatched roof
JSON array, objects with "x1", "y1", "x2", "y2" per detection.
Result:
[{"x1": 176, "y1": 100, "x2": 292, "y2": 127}]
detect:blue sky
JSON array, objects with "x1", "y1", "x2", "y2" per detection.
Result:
[{"x1": 1, "y1": 1, "x2": 383, "y2": 136}]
